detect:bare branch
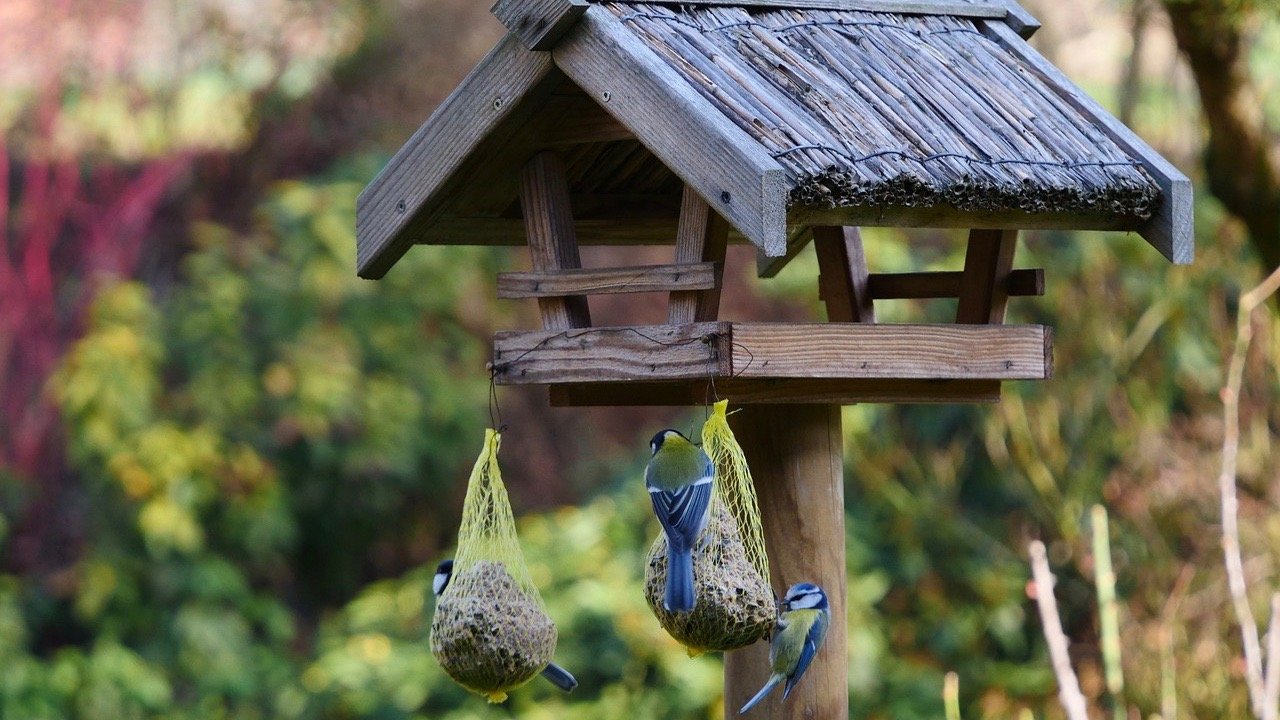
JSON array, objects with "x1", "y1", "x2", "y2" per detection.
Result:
[
  {"x1": 1220, "y1": 264, "x2": 1280, "y2": 716},
  {"x1": 1029, "y1": 540, "x2": 1090, "y2": 720},
  {"x1": 1264, "y1": 593, "x2": 1280, "y2": 720}
]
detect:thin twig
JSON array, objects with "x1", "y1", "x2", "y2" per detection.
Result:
[
  {"x1": 1264, "y1": 593, "x2": 1280, "y2": 720},
  {"x1": 1092, "y1": 505, "x2": 1126, "y2": 720},
  {"x1": 1029, "y1": 540, "x2": 1090, "y2": 720},
  {"x1": 1220, "y1": 264, "x2": 1280, "y2": 717}
]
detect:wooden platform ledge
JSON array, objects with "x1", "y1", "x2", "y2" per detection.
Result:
[{"x1": 491, "y1": 322, "x2": 1052, "y2": 404}]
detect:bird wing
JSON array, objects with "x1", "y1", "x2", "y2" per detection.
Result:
[
  {"x1": 648, "y1": 477, "x2": 712, "y2": 551},
  {"x1": 783, "y1": 609, "x2": 830, "y2": 700}
]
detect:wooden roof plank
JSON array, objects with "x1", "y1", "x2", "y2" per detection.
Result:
[
  {"x1": 355, "y1": 34, "x2": 556, "y2": 278},
  {"x1": 616, "y1": 0, "x2": 1008, "y2": 17},
  {"x1": 491, "y1": 0, "x2": 588, "y2": 51},
  {"x1": 979, "y1": 19, "x2": 1193, "y2": 264},
  {"x1": 553, "y1": 5, "x2": 789, "y2": 256}
]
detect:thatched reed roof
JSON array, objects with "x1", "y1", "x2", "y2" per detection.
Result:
[
  {"x1": 611, "y1": 2, "x2": 1159, "y2": 219},
  {"x1": 355, "y1": 0, "x2": 1191, "y2": 279}
]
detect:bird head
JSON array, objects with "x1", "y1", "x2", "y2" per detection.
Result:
[
  {"x1": 782, "y1": 582, "x2": 828, "y2": 611},
  {"x1": 649, "y1": 429, "x2": 691, "y2": 456},
  {"x1": 432, "y1": 559, "x2": 454, "y2": 597}
]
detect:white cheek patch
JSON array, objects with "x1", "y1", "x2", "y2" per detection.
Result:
[
  {"x1": 788, "y1": 593, "x2": 823, "y2": 610},
  {"x1": 432, "y1": 574, "x2": 448, "y2": 596}
]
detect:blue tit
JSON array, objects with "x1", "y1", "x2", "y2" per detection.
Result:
[
  {"x1": 644, "y1": 429, "x2": 714, "y2": 612},
  {"x1": 739, "y1": 582, "x2": 831, "y2": 715},
  {"x1": 432, "y1": 559, "x2": 578, "y2": 693}
]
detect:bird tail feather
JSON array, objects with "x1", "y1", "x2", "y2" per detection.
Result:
[
  {"x1": 664, "y1": 545, "x2": 696, "y2": 612},
  {"x1": 739, "y1": 675, "x2": 783, "y2": 715},
  {"x1": 540, "y1": 662, "x2": 577, "y2": 692}
]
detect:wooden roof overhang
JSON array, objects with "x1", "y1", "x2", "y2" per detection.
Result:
[{"x1": 355, "y1": 0, "x2": 1191, "y2": 405}]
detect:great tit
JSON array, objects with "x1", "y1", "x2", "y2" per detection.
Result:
[
  {"x1": 644, "y1": 429, "x2": 714, "y2": 612},
  {"x1": 739, "y1": 582, "x2": 831, "y2": 715},
  {"x1": 431, "y1": 559, "x2": 578, "y2": 693}
]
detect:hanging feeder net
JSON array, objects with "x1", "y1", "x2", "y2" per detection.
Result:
[
  {"x1": 430, "y1": 429, "x2": 557, "y2": 702},
  {"x1": 644, "y1": 400, "x2": 776, "y2": 653}
]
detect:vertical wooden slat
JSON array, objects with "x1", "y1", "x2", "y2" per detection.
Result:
[
  {"x1": 724, "y1": 404, "x2": 847, "y2": 720},
  {"x1": 955, "y1": 228, "x2": 1018, "y2": 324},
  {"x1": 520, "y1": 152, "x2": 591, "y2": 329},
  {"x1": 668, "y1": 186, "x2": 730, "y2": 324},
  {"x1": 813, "y1": 226, "x2": 875, "y2": 323}
]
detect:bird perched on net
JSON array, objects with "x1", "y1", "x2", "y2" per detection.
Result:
[
  {"x1": 644, "y1": 429, "x2": 714, "y2": 612},
  {"x1": 432, "y1": 559, "x2": 578, "y2": 692},
  {"x1": 739, "y1": 583, "x2": 830, "y2": 715}
]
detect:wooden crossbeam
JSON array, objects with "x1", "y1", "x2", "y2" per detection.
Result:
[
  {"x1": 868, "y1": 269, "x2": 1042, "y2": 299},
  {"x1": 521, "y1": 152, "x2": 592, "y2": 329},
  {"x1": 669, "y1": 186, "x2": 730, "y2": 323},
  {"x1": 956, "y1": 228, "x2": 1017, "y2": 324},
  {"x1": 492, "y1": 322, "x2": 1051, "y2": 385},
  {"x1": 497, "y1": 262, "x2": 719, "y2": 298},
  {"x1": 549, "y1": 378, "x2": 1003, "y2": 405},
  {"x1": 813, "y1": 226, "x2": 874, "y2": 323}
]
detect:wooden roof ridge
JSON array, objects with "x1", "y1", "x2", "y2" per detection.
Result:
[{"x1": 354, "y1": 0, "x2": 1191, "y2": 279}]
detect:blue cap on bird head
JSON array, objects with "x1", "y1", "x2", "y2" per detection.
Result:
[
  {"x1": 649, "y1": 429, "x2": 688, "y2": 454},
  {"x1": 783, "y1": 583, "x2": 827, "y2": 610}
]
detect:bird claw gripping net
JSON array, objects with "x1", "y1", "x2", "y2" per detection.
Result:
[
  {"x1": 431, "y1": 429, "x2": 556, "y2": 702},
  {"x1": 645, "y1": 400, "x2": 776, "y2": 653}
]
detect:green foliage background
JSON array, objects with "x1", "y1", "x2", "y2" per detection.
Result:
[{"x1": 2, "y1": 2, "x2": 1279, "y2": 719}]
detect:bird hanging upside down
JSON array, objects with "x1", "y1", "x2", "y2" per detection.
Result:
[
  {"x1": 432, "y1": 559, "x2": 578, "y2": 693},
  {"x1": 739, "y1": 582, "x2": 831, "y2": 715}
]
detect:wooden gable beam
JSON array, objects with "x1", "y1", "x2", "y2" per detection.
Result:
[
  {"x1": 491, "y1": 0, "x2": 588, "y2": 52},
  {"x1": 979, "y1": 20, "x2": 1193, "y2": 264},
  {"x1": 355, "y1": 35, "x2": 556, "y2": 279},
  {"x1": 553, "y1": 6, "x2": 789, "y2": 258}
]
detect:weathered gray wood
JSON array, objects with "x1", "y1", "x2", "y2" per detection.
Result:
[
  {"x1": 495, "y1": 321, "x2": 1051, "y2": 384},
  {"x1": 979, "y1": 19, "x2": 1193, "y2": 264},
  {"x1": 543, "y1": 96, "x2": 634, "y2": 146},
  {"x1": 860, "y1": 268, "x2": 1044, "y2": 299},
  {"x1": 631, "y1": 0, "x2": 1007, "y2": 17},
  {"x1": 356, "y1": 34, "x2": 555, "y2": 278},
  {"x1": 492, "y1": 322, "x2": 731, "y2": 384},
  {"x1": 491, "y1": 0, "x2": 587, "y2": 51},
  {"x1": 548, "y1": 378, "x2": 1002, "y2": 405},
  {"x1": 761, "y1": 202, "x2": 1141, "y2": 278},
  {"x1": 553, "y1": 6, "x2": 789, "y2": 256},
  {"x1": 521, "y1": 152, "x2": 592, "y2": 329},
  {"x1": 955, "y1": 229, "x2": 1017, "y2": 324},
  {"x1": 420, "y1": 216, "x2": 678, "y2": 246},
  {"x1": 992, "y1": 0, "x2": 1040, "y2": 37},
  {"x1": 669, "y1": 186, "x2": 731, "y2": 323},
  {"x1": 497, "y1": 262, "x2": 718, "y2": 298},
  {"x1": 730, "y1": 323, "x2": 1050, "y2": 379},
  {"x1": 813, "y1": 226, "x2": 874, "y2": 323}
]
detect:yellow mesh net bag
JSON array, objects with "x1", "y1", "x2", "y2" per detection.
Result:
[
  {"x1": 430, "y1": 429, "x2": 556, "y2": 702},
  {"x1": 644, "y1": 400, "x2": 776, "y2": 654}
]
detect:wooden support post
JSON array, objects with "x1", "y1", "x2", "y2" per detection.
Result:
[
  {"x1": 725, "y1": 404, "x2": 847, "y2": 720},
  {"x1": 520, "y1": 152, "x2": 591, "y2": 329},
  {"x1": 955, "y1": 228, "x2": 1017, "y2": 324},
  {"x1": 669, "y1": 185, "x2": 730, "y2": 324},
  {"x1": 814, "y1": 226, "x2": 874, "y2": 323}
]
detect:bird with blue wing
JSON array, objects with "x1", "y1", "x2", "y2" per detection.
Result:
[
  {"x1": 739, "y1": 582, "x2": 831, "y2": 715},
  {"x1": 645, "y1": 429, "x2": 714, "y2": 612},
  {"x1": 432, "y1": 559, "x2": 578, "y2": 693}
]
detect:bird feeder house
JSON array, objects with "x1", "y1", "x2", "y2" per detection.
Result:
[{"x1": 356, "y1": 0, "x2": 1190, "y2": 716}]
